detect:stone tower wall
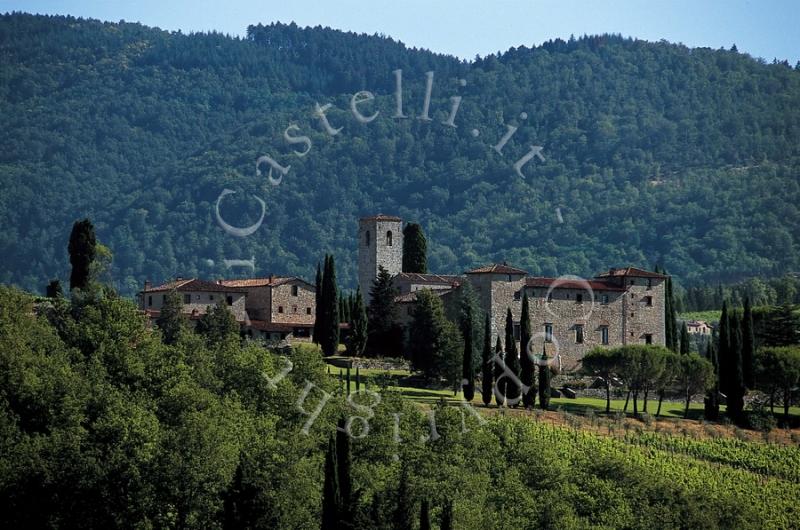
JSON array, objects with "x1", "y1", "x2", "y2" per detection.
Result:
[{"x1": 358, "y1": 217, "x2": 403, "y2": 302}]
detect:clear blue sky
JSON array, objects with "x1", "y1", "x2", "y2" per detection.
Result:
[{"x1": 2, "y1": 0, "x2": 799, "y2": 64}]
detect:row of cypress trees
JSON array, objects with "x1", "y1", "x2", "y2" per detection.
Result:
[
  {"x1": 314, "y1": 255, "x2": 340, "y2": 356},
  {"x1": 473, "y1": 293, "x2": 552, "y2": 410}
]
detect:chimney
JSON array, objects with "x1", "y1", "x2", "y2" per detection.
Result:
[
  {"x1": 144, "y1": 280, "x2": 152, "y2": 291},
  {"x1": 176, "y1": 276, "x2": 183, "y2": 282}
]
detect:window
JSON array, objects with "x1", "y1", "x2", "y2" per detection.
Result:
[
  {"x1": 575, "y1": 324, "x2": 584, "y2": 344},
  {"x1": 292, "y1": 306, "x2": 297, "y2": 313},
  {"x1": 291, "y1": 285, "x2": 298, "y2": 296},
  {"x1": 544, "y1": 323, "x2": 553, "y2": 343},
  {"x1": 307, "y1": 307, "x2": 312, "y2": 314},
  {"x1": 602, "y1": 294, "x2": 609, "y2": 304},
  {"x1": 630, "y1": 312, "x2": 634, "y2": 318},
  {"x1": 148, "y1": 295, "x2": 152, "y2": 306},
  {"x1": 386, "y1": 230, "x2": 393, "y2": 246},
  {"x1": 600, "y1": 326, "x2": 609, "y2": 345},
  {"x1": 630, "y1": 279, "x2": 635, "y2": 285},
  {"x1": 226, "y1": 296, "x2": 233, "y2": 306},
  {"x1": 365, "y1": 230, "x2": 370, "y2": 246},
  {"x1": 576, "y1": 293, "x2": 583, "y2": 303},
  {"x1": 209, "y1": 294, "x2": 214, "y2": 301},
  {"x1": 278, "y1": 306, "x2": 284, "y2": 313},
  {"x1": 183, "y1": 294, "x2": 191, "y2": 304},
  {"x1": 163, "y1": 295, "x2": 167, "y2": 303},
  {"x1": 645, "y1": 334, "x2": 653, "y2": 345},
  {"x1": 196, "y1": 294, "x2": 201, "y2": 300},
  {"x1": 514, "y1": 290, "x2": 521, "y2": 301},
  {"x1": 645, "y1": 296, "x2": 653, "y2": 306}
]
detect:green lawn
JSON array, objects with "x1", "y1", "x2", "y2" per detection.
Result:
[{"x1": 679, "y1": 310, "x2": 721, "y2": 323}]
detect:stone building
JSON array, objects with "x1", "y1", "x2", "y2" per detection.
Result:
[
  {"x1": 359, "y1": 214, "x2": 668, "y2": 371},
  {"x1": 358, "y1": 214, "x2": 403, "y2": 304},
  {"x1": 138, "y1": 275, "x2": 316, "y2": 342}
]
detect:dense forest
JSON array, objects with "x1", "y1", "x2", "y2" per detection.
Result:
[{"x1": 2, "y1": 13, "x2": 800, "y2": 296}]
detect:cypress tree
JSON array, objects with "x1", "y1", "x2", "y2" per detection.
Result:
[
  {"x1": 703, "y1": 339, "x2": 720, "y2": 420},
  {"x1": 680, "y1": 322, "x2": 691, "y2": 354},
  {"x1": 419, "y1": 500, "x2": 431, "y2": 530},
  {"x1": 68, "y1": 218, "x2": 96, "y2": 291},
  {"x1": 718, "y1": 301, "x2": 731, "y2": 395},
  {"x1": 460, "y1": 293, "x2": 475, "y2": 402},
  {"x1": 336, "y1": 418, "x2": 353, "y2": 527},
  {"x1": 314, "y1": 261, "x2": 323, "y2": 344},
  {"x1": 401, "y1": 223, "x2": 427, "y2": 273},
  {"x1": 156, "y1": 289, "x2": 187, "y2": 345},
  {"x1": 493, "y1": 336, "x2": 504, "y2": 406},
  {"x1": 440, "y1": 500, "x2": 453, "y2": 530},
  {"x1": 742, "y1": 296, "x2": 755, "y2": 388},
  {"x1": 520, "y1": 293, "x2": 535, "y2": 408},
  {"x1": 664, "y1": 272, "x2": 678, "y2": 352},
  {"x1": 348, "y1": 286, "x2": 368, "y2": 357},
  {"x1": 481, "y1": 314, "x2": 493, "y2": 406},
  {"x1": 727, "y1": 311, "x2": 746, "y2": 421},
  {"x1": 320, "y1": 255, "x2": 340, "y2": 356},
  {"x1": 538, "y1": 345, "x2": 551, "y2": 410},
  {"x1": 321, "y1": 435, "x2": 340, "y2": 530},
  {"x1": 393, "y1": 465, "x2": 413, "y2": 530},
  {"x1": 366, "y1": 266, "x2": 402, "y2": 357},
  {"x1": 504, "y1": 308, "x2": 520, "y2": 405}
]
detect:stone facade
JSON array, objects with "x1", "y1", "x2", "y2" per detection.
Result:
[
  {"x1": 357, "y1": 214, "x2": 668, "y2": 372},
  {"x1": 358, "y1": 214, "x2": 403, "y2": 303},
  {"x1": 139, "y1": 278, "x2": 247, "y2": 321},
  {"x1": 269, "y1": 279, "x2": 315, "y2": 324}
]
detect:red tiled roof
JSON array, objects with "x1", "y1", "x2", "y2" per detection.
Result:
[
  {"x1": 525, "y1": 277, "x2": 627, "y2": 292},
  {"x1": 360, "y1": 213, "x2": 402, "y2": 222},
  {"x1": 595, "y1": 267, "x2": 668, "y2": 279},
  {"x1": 465, "y1": 263, "x2": 528, "y2": 275},
  {"x1": 142, "y1": 278, "x2": 248, "y2": 293},
  {"x1": 219, "y1": 276, "x2": 313, "y2": 288},
  {"x1": 394, "y1": 272, "x2": 462, "y2": 285}
]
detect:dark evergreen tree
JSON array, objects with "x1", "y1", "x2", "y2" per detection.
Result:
[
  {"x1": 320, "y1": 254, "x2": 340, "y2": 356},
  {"x1": 538, "y1": 346, "x2": 551, "y2": 410},
  {"x1": 664, "y1": 271, "x2": 678, "y2": 352},
  {"x1": 366, "y1": 266, "x2": 403, "y2": 357},
  {"x1": 408, "y1": 289, "x2": 462, "y2": 384},
  {"x1": 493, "y1": 336, "x2": 504, "y2": 406},
  {"x1": 481, "y1": 314, "x2": 493, "y2": 406},
  {"x1": 419, "y1": 499, "x2": 430, "y2": 530},
  {"x1": 726, "y1": 311, "x2": 746, "y2": 421},
  {"x1": 460, "y1": 291, "x2": 475, "y2": 401},
  {"x1": 440, "y1": 500, "x2": 453, "y2": 530},
  {"x1": 519, "y1": 293, "x2": 535, "y2": 408},
  {"x1": 503, "y1": 307, "x2": 520, "y2": 405},
  {"x1": 703, "y1": 339, "x2": 720, "y2": 421},
  {"x1": 336, "y1": 418, "x2": 353, "y2": 528},
  {"x1": 742, "y1": 296, "x2": 755, "y2": 388},
  {"x1": 46, "y1": 279, "x2": 63, "y2": 298},
  {"x1": 68, "y1": 218, "x2": 96, "y2": 291},
  {"x1": 314, "y1": 261, "x2": 323, "y2": 344},
  {"x1": 321, "y1": 434, "x2": 340, "y2": 530},
  {"x1": 393, "y1": 465, "x2": 413, "y2": 530},
  {"x1": 680, "y1": 322, "x2": 690, "y2": 355},
  {"x1": 347, "y1": 286, "x2": 368, "y2": 357},
  {"x1": 156, "y1": 289, "x2": 186, "y2": 345},
  {"x1": 401, "y1": 223, "x2": 427, "y2": 274}
]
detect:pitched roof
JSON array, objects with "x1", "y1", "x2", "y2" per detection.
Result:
[
  {"x1": 465, "y1": 263, "x2": 528, "y2": 275},
  {"x1": 142, "y1": 278, "x2": 248, "y2": 293},
  {"x1": 525, "y1": 277, "x2": 627, "y2": 292},
  {"x1": 219, "y1": 276, "x2": 313, "y2": 288},
  {"x1": 394, "y1": 288, "x2": 455, "y2": 303},
  {"x1": 595, "y1": 267, "x2": 668, "y2": 279},
  {"x1": 360, "y1": 213, "x2": 402, "y2": 222},
  {"x1": 394, "y1": 272, "x2": 462, "y2": 285}
]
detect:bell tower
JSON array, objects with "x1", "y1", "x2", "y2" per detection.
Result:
[{"x1": 358, "y1": 214, "x2": 403, "y2": 303}]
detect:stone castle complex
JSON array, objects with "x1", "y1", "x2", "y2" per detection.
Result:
[
  {"x1": 139, "y1": 214, "x2": 667, "y2": 371},
  {"x1": 358, "y1": 214, "x2": 667, "y2": 370}
]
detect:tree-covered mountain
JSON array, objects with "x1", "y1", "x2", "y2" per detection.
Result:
[{"x1": 2, "y1": 12, "x2": 800, "y2": 295}]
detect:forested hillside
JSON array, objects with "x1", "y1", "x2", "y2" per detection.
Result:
[{"x1": 2, "y1": 13, "x2": 800, "y2": 295}]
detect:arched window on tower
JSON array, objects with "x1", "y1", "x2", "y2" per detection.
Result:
[
  {"x1": 386, "y1": 230, "x2": 393, "y2": 246},
  {"x1": 365, "y1": 230, "x2": 370, "y2": 246}
]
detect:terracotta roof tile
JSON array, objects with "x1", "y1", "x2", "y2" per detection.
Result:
[
  {"x1": 142, "y1": 278, "x2": 248, "y2": 293},
  {"x1": 360, "y1": 213, "x2": 402, "y2": 222},
  {"x1": 394, "y1": 272, "x2": 462, "y2": 285},
  {"x1": 465, "y1": 263, "x2": 528, "y2": 275},
  {"x1": 595, "y1": 267, "x2": 668, "y2": 279}
]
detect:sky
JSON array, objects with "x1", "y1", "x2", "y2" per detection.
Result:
[{"x1": 2, "y1": 0, "x2": 799, "y2": 64}]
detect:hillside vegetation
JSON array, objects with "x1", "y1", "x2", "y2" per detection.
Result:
[{"x1": 2, "y1": 13, "x2": 800, "y2": 295}]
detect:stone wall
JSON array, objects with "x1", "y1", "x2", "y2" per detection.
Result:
[
  {"x1": 270, "y1": 281, "x2": 316, "y2": 324},
  {"x1": 143, "y1": 290, "x2": 247, "y2": 321},
  {"x1": 358, "y1": 217, "x2": 403, "y2": 303}
]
